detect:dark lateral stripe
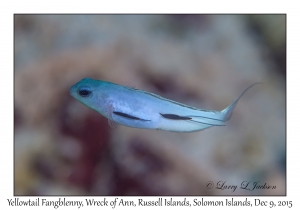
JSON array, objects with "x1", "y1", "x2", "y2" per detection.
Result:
[
  {"x1": 113, "y1": 111, "x2": 150, "y2": 121},
  {"x1": 160, "y1": 113, "x2": 224, "y2": 126},
  {"x1": 160, "y1": 113, "x2": 192, "y2": 120},
  {"x1": 186, "y1": 115, "x2": 224, "y2": 122},
  {"x1": 189, "y1": 119, "x2": 225, "y2": 126}
]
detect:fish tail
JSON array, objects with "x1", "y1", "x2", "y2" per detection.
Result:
[{"x1": 221, "y1": 82, "x2": 261, "y2": 121}]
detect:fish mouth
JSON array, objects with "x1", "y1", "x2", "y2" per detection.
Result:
[{"x1": 69, "y1": 83, "x2": 78, "y2": 98}]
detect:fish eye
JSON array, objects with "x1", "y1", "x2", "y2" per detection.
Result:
[{"x1": 78, "y1": 86, "x2": 92, "y2": 97}]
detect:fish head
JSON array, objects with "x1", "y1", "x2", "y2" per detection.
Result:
[{"x1": 70, "y1": 78, "x2": 108, "y2": 112}]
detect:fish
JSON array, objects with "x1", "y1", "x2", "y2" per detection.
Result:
[{"x1": 70, "y1": 78, "x2": 259, "y2": 132}]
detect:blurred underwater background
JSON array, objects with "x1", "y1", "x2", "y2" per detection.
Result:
[{"x1": 14, "y1": 14, "x2": 286, "y2": 195}]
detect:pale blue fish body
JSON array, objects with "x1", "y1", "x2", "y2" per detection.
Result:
[{"x1": 70, "y1": 78, "x2": 258, "y2": 132}]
